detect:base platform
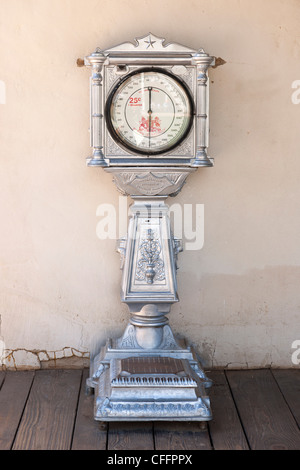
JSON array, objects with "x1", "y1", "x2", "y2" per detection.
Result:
[{"x1": 87, "y1": 326, "x2": 212, "y2": 422}]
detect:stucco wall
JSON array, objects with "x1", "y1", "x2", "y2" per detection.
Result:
[{"x1": 1, "y1": 0, "x2": 300, "y2": 369}]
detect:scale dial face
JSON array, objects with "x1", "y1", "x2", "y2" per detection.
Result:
[{"x1": 106, "y1": 68, "x2": 194, "y2": 155}]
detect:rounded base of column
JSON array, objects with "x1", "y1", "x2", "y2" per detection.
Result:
[
  {"x1": 135, "y1": 326, "x2": 164, "y2": 349},
  {"x1": 129, "y1": 304, "x2": 169, "y2": 327},
  {"x1": 128, "y1": 305, "x2": 169, "y2": 349}
]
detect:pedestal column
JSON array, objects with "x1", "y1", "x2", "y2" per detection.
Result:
[{"x1": 87, "y1": 185, "x2": 212, "y2": 421}]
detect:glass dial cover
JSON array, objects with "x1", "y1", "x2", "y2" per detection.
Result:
[{"x1": 106, "y1": 68, "x2": 194, "y2": 155}]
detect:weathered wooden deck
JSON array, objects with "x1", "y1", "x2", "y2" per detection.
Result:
[{"x1": 0, "y1": 368, "x2": 299, "y2": 451}]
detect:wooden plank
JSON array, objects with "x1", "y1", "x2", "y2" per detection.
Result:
[
  {"x1": 272, "y1": 369, "x2": 300, "y2": 428},
  {"x1": 0, "y1": 371, "x2": 34, "y2": 450},
  {"x1": 13, "y1": 369, "x2": 82, "y2": 450},
  {"x1": 154, "y1": 421, "x2": 212, "y2": 450},
  {"x1": 72, "y1": 368, "x2": 107, "y2": 450},
  {"x1": 108, "y1": 421, "x2": 154, "y2": 450},
  {"x1": 0, "y1": 371, "x2": 5, "y2": 389},
  {"x1": 226, "y1": 369, "x2": 300, "y2": 450},
  {"x1": 208, "y1": 370, "x2": 249, "y2": 450}
]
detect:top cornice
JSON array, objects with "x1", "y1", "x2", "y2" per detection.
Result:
[
  {"x1": 104, "y1": 32, "x2": 199, "y2": 55},
  {"x1": 84, "y1": 33, "x2": 214, "y2": 65}
]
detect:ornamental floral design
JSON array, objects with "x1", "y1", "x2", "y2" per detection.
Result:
[{"x1": 135, "y1": 229, "x2": 165, "y2": 284}]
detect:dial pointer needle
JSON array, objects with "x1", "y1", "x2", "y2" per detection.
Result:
[{"x1": 148, "y1": 87, "x2": 152, "y2": 149}]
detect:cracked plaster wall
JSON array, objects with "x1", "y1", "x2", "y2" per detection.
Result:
[
  {"x1": 2, "y1": 348, "x2": 90, "y2": 371},
  {"x1": 1, "y1": 0, "x2": 300, "y2": 370}
]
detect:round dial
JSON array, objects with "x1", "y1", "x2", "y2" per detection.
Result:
[{"x1": 106, "y1": 68, "x2": 194, "y2": 155}]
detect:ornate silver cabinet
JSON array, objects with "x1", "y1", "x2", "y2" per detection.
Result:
[{"x1": 84, "y1": 33, "x2": 215, "y2": 421}]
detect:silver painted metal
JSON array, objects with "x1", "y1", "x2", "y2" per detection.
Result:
[
  {"x1": 119, "y1": 198, "x2": 179, "y2": 310},
  {"x1": 84, "y1": 32, "x2": 215, "y2": 167},
  {"x1": 105, "y1": 167, "x2": 196, "y2": 197},
  {"x1": 84, "y1": 34, "x2": 215, "y2": 421}
]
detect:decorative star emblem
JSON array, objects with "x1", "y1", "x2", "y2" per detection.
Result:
[{"x1": 144, "y1": 36, "x2": 156, "y2": 49}]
